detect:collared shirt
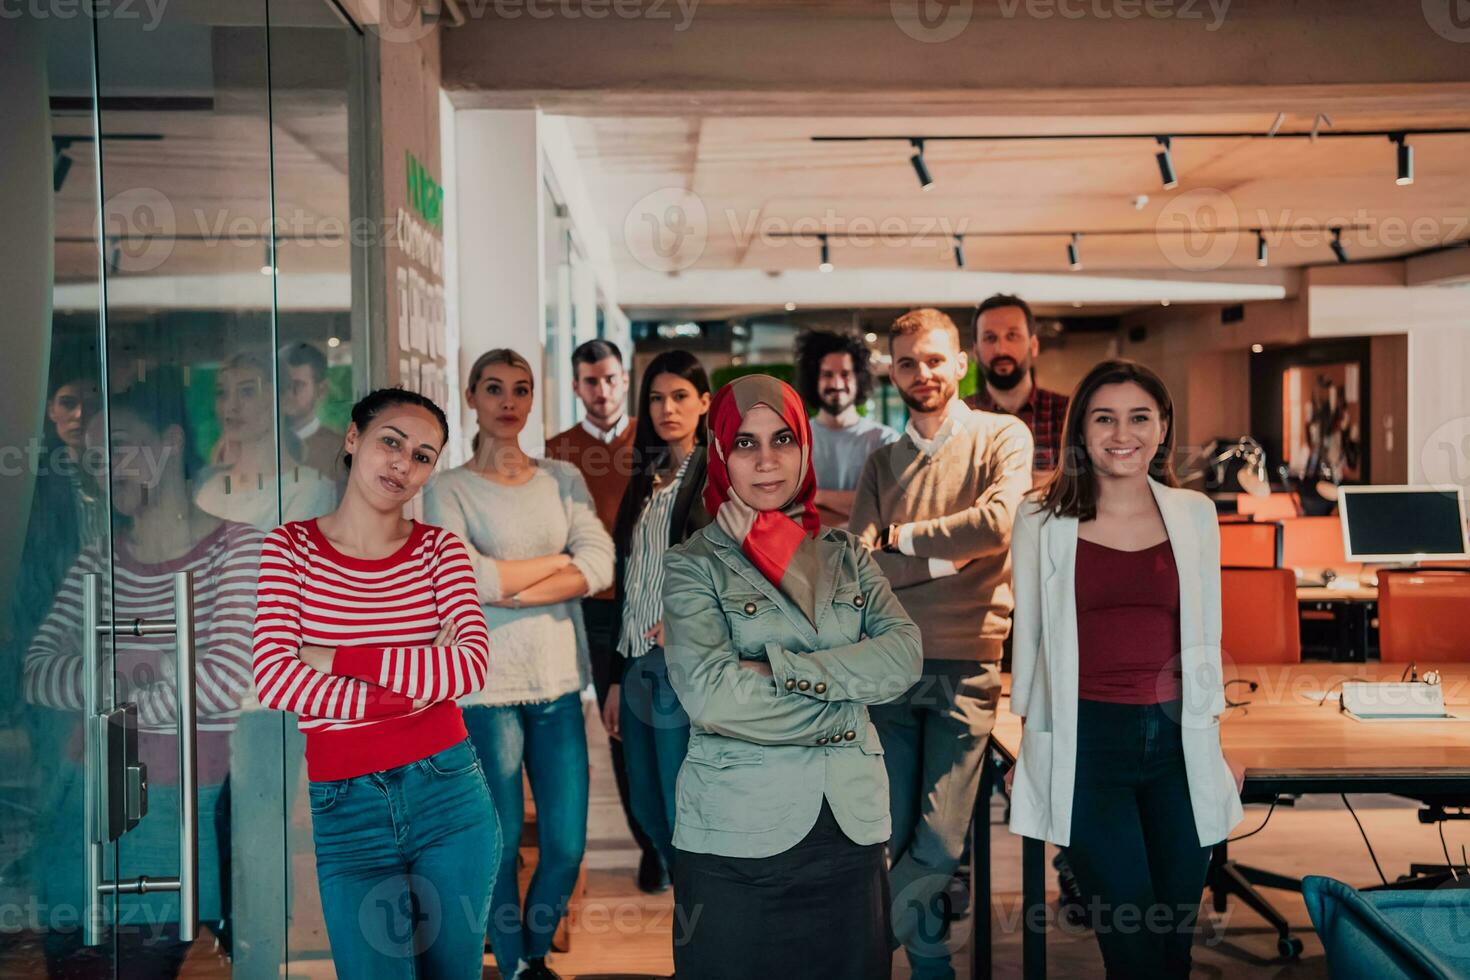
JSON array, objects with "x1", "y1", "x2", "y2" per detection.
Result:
[
  {"x1": 904, "y1": 398, "x2": 972, "y2": 458},
  {"x1": 618, "y1": 453, "x2": 692, "y2": 659},
  {"x1": 581, "y1": 414, "x2": 629, "y2": 445},
  {"x1": 294, "y1": 416, "x2": 322, "y2": 441},
  {"x1": 965, "y1": 382, "x2": 1070, "y2": 471}
]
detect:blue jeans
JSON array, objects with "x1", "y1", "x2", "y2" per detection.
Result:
[
  {"x1": 308, "y1": 739, "x2": 498, "y2": 980},
  {"x1": 619, "y1": 646, "x2": 690, "y2": 869},
  {"x1": 463, "y1": 693, "x2": 589, "y2": 969}
]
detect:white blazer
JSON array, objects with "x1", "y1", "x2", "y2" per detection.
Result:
[{"x1": 1007, "y1": 478, "x2": 1244, "y2": 848}]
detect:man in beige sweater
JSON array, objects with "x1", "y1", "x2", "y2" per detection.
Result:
[{"x1": 850, "y1": 308, "x2": 1032, "y2": 979}]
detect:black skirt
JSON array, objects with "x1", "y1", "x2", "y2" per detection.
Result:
[{"x1": 672, "y1": 800, "x2": 891, "y2": 980}]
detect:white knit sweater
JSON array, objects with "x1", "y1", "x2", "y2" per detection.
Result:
[{"x1": 424, "y1": 460, "x2": 614, "y2": 706}]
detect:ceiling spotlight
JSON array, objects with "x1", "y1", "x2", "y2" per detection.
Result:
[
  {"x1": 1071, "y1": 301, "x2": 1083, "y2": 309},
  {"x1": 1330, "y1": 227, "x2": 1349, "y2": 264},
  {"x1": 1252, "y1": 343, "x2": 1265, "y2": 353},
  {"x1": 1392, "y1": 133, "x2": 1413, "y2": 186},
  {"x1": 952, "y1": 234, "x2": 966, "y2": 269},
  {"x1": 909, "y1": 139, "x2": 934, "y2": 191},
  {"x1": 864, "y1": 332, "x2": 878, "y2": 343},
  {"x1": 784, "y1": 302, "x2": 797, "y2": 312},
  {"x1": 1255, "y1": 230, "x2": 1269, "y2": 267},
  {"x1": 1155, "y1": 136, "x2": 1178, "y2": 190},
  {"x1": 1067, "y1": 233, "x2": 1082, "y2": 271},
  {"x1": 1160, "y1": 299, "x2": 1171, "y2": 307},
  {"x1": 819, "y1": 234, "x2": 833, "y2": 273}
]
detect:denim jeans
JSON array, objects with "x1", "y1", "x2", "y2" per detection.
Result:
[
  {"x1": 309, "y1": 739, "x2": 498, "y2": 980},
  {"x1": 1063, "y1": 699, "x2": 1212, "y2": 980},
  {"x1": 619, "y1": 646, "x2": 690, "y2": 869},
  {"x1": 871, "y1": 660, "x2": 1002, "y2": 980},
  {"x1": 463, "y1": 693, "x2": 589, "y2": 970}
]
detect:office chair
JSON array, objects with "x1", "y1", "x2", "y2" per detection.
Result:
[
  {"x1": 1303, "y1": 874, "x2": 1470, "y2": 979},
  {"x1": 1378, "y1": 569, "x2": 1470, "y2": 664},
  {"x1": 1210, "y1": 565, "x2": 1306, "y2": 958}
]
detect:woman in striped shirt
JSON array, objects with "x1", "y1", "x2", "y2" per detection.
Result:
[
  {"x1": 252, "y1": 388, "x2": 495, "y2": 980},
  {"x1": 608, "y1": 350, "x2": 713, "y2": 882},
  {"x1": 25, "y1": 367, "x2": 262, "y2": 973}
]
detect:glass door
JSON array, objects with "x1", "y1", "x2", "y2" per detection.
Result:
[{"x1": 0, "y1": 3, "x2": 364, "y2": 977}]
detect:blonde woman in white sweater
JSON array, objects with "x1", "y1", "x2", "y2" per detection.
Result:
[{"x1": 424, "y1": 349, "x2": 613, "y2": 980}]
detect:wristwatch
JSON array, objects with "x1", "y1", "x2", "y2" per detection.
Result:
[{"x1": 880, "y1": 524, "x2": 902, "y2": 554}]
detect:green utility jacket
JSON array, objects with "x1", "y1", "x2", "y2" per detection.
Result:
[{"x1": 662, "y1": 523, "x2": 923, "y2": 858}]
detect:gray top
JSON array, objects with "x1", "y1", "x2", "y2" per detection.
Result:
[
  {"x1": 424, "y1": 460, "x2": 614, "y2": 706},
  {"x1": 810, "y1": 415, "x2": 901, "y2": 491}
]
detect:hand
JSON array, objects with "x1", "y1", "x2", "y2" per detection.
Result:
[
  {"x1": 738, "y1": 659, "x2": 773, "y2": 677},
  {"x1": 433, "y1": 621, "x2": 456, "y2": 646},
  {"x1": 1004, "y1": 763, "x2": 1016, "y2": 795},
  {"x1": 556, "y1": 552, "x2": 574, "y2": 570},
  {"x1": 643, "y1": 622, "x2": 665, "y2": 647},
  {"x1": 602, "y1": 684, "x2": 622, "y2": 740},
  {"x1": 298, "y1": 645, "x2": 334, "y2": 673},
  {"x1": 1227, "y1": 756, "x2": 1246, "y2": 794}
]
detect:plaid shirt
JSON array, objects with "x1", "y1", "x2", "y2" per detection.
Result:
[{"x1": 965, "y1": 383, "x2": 1070, "y2": 471}]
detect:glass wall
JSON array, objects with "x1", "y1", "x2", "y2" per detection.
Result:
[{"x1": 0, "y1": 3, "x2": 365, "y2": 976}]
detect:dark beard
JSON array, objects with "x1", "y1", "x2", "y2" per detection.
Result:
[
  {"x1": 983, "y1": 358, "x2": 1028, "y2": 391},
  {"x1": 820, "y1": 391, "x2": 853, "y2": 415}
]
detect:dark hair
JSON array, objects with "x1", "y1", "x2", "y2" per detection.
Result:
[
  {"x1": 343, "y1": 387, "x2": 449, "y2": 470},
  {"x1": 613, "y1": 350, "x2": 710, "y2": 556},
  {"x1": 111, "y1": 364, "x2": 200, "y2": 480},
  {"x1": 280, "y1": 341, "x2": 329, "y2": 384},
  {"x1": 889, "y1": 308, "x2": 960, "y2": 349},
  {"x1": 1031, "y1": 359, "x2": 1179, "y2": 520},
  {"x1": 973, "y1": 293, "x2": 1037, "y2": 337},
  {"x1": 571, "y1": 338, "x2": 623, "y2": 371},
  {"x1": 793, "y1": 330, "x2": 873, "y2": 410}
]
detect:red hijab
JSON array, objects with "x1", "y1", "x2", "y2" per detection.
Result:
[{"x1": 703, "y1": 375, "x2": 823, "y2": 624}]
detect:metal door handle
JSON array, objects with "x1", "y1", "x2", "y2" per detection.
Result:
[{"x1": 82, "y1": 571, "x2": 200, "y2": 945}]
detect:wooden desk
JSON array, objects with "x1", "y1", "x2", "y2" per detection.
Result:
[{"x1": 972, "y1": 665, "x2": 1470, "y2": 980}]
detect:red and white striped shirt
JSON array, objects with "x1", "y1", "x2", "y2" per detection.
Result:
[
  {"x1": 25, "y1": 520, "x2": 264, "y2": 786},
  {"x1": 252, "y1": 519, "x2": 491, "y2": 781}
]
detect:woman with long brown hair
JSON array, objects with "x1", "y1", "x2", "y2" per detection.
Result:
[{"x1": 1007, "y1": 359, "x2": 1242, "y2": 979}]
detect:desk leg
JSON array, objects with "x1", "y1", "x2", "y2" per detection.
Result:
[
  {"x1": 972, "y1": 750, "x2": 993, "y2": 980},
  {"x1": 1023, "y1": 835, "x2": 1046, "y2": 979}
]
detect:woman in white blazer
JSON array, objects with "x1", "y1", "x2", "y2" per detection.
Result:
[{"x1": 1008, "y1": 359, "x2": 1243, "y2": 979}]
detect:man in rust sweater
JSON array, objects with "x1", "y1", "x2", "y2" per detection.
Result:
[
  {"x1": 850, "y1": 309, "x2": 1032, "y2": 978},
  {"x1": 545, "y1": 339, "x2": 665, "y2": 892}
]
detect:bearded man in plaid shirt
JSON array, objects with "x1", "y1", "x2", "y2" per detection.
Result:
[{"x1": 964, "y1": 293, "x2": 1071, "y2": 475}]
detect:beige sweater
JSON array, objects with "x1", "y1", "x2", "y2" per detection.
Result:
[{"x1": 849, "y1": 402, "x2": 1033, "y2": 662}]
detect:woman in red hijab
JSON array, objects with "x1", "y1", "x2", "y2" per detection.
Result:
[{"x1": 661, "y1": 374, "x2": 922, "y2": 979}]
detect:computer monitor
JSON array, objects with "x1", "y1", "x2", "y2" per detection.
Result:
[{"x1": 1339, "y1": 485, "x2": 1470, "y2": 563}]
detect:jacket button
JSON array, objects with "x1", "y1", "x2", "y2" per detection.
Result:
[
  {"x1": 797, "y1": 680, "x2": 811, "y2": 691},
  {"x1": 743, "y1": 601, "x2": 757, "y2": 615},
  {"x1": 843, "y1": 730, "x2": 857, "y2": 741},
  {"x1": 853, "y1": 594, "x2": 865, "y2": 608},
  {"x1": 785, "y1": 678, "x2": 797, "y2": 691},
  {"x1": 814, "y1": 682, "x2": 828, "y2": 694},
  {"x1": 817, "y1": 737, "x2": 829, "y2": 745}
]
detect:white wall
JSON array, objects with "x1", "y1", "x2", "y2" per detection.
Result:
[{"x1": 443, "y1": 107, "x2": 631, "y2": 461}]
